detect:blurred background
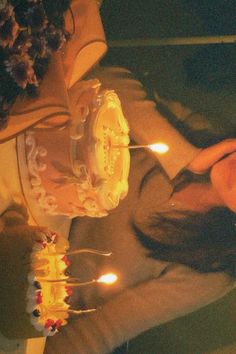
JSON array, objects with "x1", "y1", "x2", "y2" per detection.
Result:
[
  {"x1": 101, "y1": 0, "x2": 236, "y2": 130},
  {"x1": 99, "y1": 1, "x2": 236, "y2": 353}
]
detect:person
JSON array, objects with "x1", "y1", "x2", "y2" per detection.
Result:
[
  {"x1": 0, "y1": 2, "x2": 235, "y2": 354},
  {"x1": 44, "y1": 66, "x2": 236, "y2": 354}
]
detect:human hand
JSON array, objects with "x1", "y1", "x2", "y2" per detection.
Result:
[
  {"x1": 187, "y1": 139, "x2": 236, "y2": 175},
  {"x1": 0, "y1": 203, "x2": 62, "y2": 260}
]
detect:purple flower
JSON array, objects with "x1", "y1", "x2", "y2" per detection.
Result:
[
  {"x1": 5, "y1": 53, "x2": 38, "y2": 89},
  {"x1": 31, "y1": 35, "x2": 49, "y2": 58},
  {"x1": 0, "y1": 107, "x2": 8, "y2": 129},
  {"x1": 26, "y1": 3, "x2": 48, "y2": 32},
  {"x1": 0, "y1": 7, "x2": 19, "y2": 48},
  {"x1": 45, "y1": 24, "x2": 66, "y2": 51},
  {"x1": 0, "y1": 4, "x2": 13, "y2": 26},
  {"x1": 0, "y1": 0, "x2": 71, "y2": 130},
  {"x1": 0, "y1": 17, "x2": 19, "y2": 48},
  {"x1": 14, "y1": 33, "x2": 32, "y2": 55}
]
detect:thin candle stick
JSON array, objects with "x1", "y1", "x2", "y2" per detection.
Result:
[
  {"x1": 110, "y1": 143, "x2": 169, "y2": 154},
  {"x1": 65, "y1": 249, "x2": 112, "y2": 256},
  {"x1": 39, "y1": 273, "x2": 118, "y2": 285},
  {"x1": 54, "y1": 308, "x2": 97, "y2": 315},
  {"x1": 38, "y1": 277, "x2": 76, "y2": 283},
  {"x1": 46, "y1": 248, "x2": 112, "y2": 257},
  {"x1": 39, "y1": 278, "x2": 97, "y2": 286},
  {"x1": 111, "y1": 144, "x2": 148, "y2": 149},
  {"x1": 63, "y1": 280, "x2": 97, "y2": 287}
]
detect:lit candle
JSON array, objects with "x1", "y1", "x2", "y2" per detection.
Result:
[
  {"x1": 66, "y1": 273, "x2": 118, "y2": 286},
  {"x1": 111, "y1": 142, "x2": 169, "y2": 154},
  {"x1": 97, "y1": 273, "x2": 118, "y2": 284},
  {"x1": 39, "y1": 273, "x2": 118, "y2": 287},
  {"x1": 38, "y1": 278, "x2": 96, "y2": 287},
  {"x1": 147, "y1": 143, "x2": 169, "y2": 153}
]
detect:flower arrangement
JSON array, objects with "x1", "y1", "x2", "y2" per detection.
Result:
[{"x1": 0, "y1": 0, "x2": 72, "y2": 128}]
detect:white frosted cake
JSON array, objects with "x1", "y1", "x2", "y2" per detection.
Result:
[
  {"x1": 0, "y1": 229, "x2": 71, "y2": 339},
  {"x1": 22, "y1": 84, "x2": 130, "y2": 218}
]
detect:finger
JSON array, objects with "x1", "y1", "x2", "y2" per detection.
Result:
[{"x1": 188, "y1": 140, "x2": 236, "y2": 174}]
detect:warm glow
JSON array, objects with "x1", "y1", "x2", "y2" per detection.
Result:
[
  {"x1": 148, "y1": 143, "x2": 169, "y2": 154},
  {"x1": 97, "y1": 273, "x2": 118, "y2": 284}
]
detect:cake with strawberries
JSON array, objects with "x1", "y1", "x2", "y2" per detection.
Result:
[
  {"x1": 18, "y1": 81, "x2": 130, "y2": 218},
  {"x1": 0, "y1": 221, "x2": 116, "y2": 339},
  {"x1": 0, "y1": 228, "x2": 72, "y2": 339}
]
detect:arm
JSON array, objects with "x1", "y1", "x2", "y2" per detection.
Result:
[
  {"x1": 88, "y1": 67, "x2": 201, "y2": 179},
  {"x1": 45, "y1": 264, "x2": 234, "y2": 354}
]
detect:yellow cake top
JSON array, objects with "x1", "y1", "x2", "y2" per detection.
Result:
[
  {"x1": 69, "y1": 87, "x2": 130, "y2": 217},
  {"x1": 27, "y1": 232, "x2": 70, "y2": 336},
  {"x1": 92, "y1": 90, "x2": 130, "y2": 210}
]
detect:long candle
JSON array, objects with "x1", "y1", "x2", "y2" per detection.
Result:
[
  {"x1": 39, "y1": 278, "x2": 96, "y2": 286},
  {"x1": 50, "y1": 308, "x2": 97, "y2": 316},
  {"x1": 39, "y1": 273, "x2": 118, "y2": 286},
  {"x1": 63, "y1": 280, "x2": 97, "y2": 287},
  {"x1": 111, "y1": 143, "x2": 169, "y2": 154},
  {"x1": 46, "y1": 248, "x2": 112, "y2": 257},
  {"x1": 68, "y1": 308, "x2": 96, "y2": 314}
]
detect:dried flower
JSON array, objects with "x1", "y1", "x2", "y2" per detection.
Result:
[
  {"x1": 14, "y1": 32, "x2": 32, "y2": 54},
  {"x1": 0, "y1": 10, "x2": 19, "y2": 47},
  {"x1": 5, "y1": 53, "x2": 38, "y2": 89},
  {"x1": 26, "y1": 3, "x2": 48, "y2": 32},
  {"x1": 0, "y1": 95, "x2": 8, "y2": 127},
  {"x1": 26, "y1": 83, "x2": 39, "y2": 97},
  {"x1": 45, "y1": 24, "x2": 66, "y2": 51},
  {"x1": 0, "y1": 0, "x2": 72, "y2": 129},
  {"x1": 31, "y1": 35, "x2": 49, "y2": 58},
  {"x1": 0, "y1": 3, "x2": 13, "y2": 26}
]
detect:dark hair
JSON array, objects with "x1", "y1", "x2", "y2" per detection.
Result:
[
  {"x1": 0, "y1": 0, "x2": 72, "y2": 128},
  {"x1": 132, "y1": 99, "x2": 236, "y2": 277},
  {"x1": 132, "y1": 207, "x2": 236, "y2": 278},
  {"x1": 125, "y1": 43, "x2": 236, "y2": 277}
]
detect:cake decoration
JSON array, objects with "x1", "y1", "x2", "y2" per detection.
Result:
[
  {"x1": 25, "y1": 230, "x2": 70, "y2": 337},
  {"x1": 0, "y1": 225, "x2": 117, "y2": 339},
  {"x1": 27, "y1": 239, "x2": 117, "y2": 337},
  {"x1": 20, "y1": 82, "x2": 130, "y2": 218}
]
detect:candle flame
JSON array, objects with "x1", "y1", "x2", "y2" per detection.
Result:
[
  {"x1": 148, "y1": 143, "x2": 169, "y2": 154},
  {"x1": 97, "y1": 273, "x2": 118, "y2": 285}
]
